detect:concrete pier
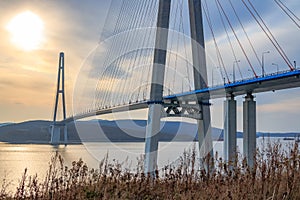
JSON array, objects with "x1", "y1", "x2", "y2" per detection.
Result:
[
  {"x1": 223, "y1": 95, "x2": 237, "y2": 163},
  {"x1": 243, "y1": 93, "x2": 256, "y2": 167},
  {"x1": 50, "y1": 124, "x2": 68, "y2": 145},
  {"x1": 50, "y1": 125, "x2": 61, "y2": 145},
  {"x1": 64, "y1": 125, "x2": 68, "y2": 145}
]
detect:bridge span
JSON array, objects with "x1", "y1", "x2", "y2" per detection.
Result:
[
  {"x1": 63, "y1": 69, "x2": 300, "y2": 123},
  {"x1": 167, "y1": 69, "x2": 300, "y2": 101}
]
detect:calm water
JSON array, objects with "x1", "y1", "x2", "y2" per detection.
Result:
[{"x1": 0, "y1": 138, "x2": 294, "y2": 192}]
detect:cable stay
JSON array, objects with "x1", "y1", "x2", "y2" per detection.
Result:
[
  {"x1": 172, "y1": 0, "x2": 182, "y2": 93},
  {"x1": 274, "y1": 0, "x2": 300, "y2": 29},
  {"x1": 215, "y1": 0, "x2": 243, "y2": 80},
  {"x1": 97, "y1": 0, "x2": 154, "y2": 107},
  {"x1": 217, "y1": 66, "x2": 226, "y2": 84},
  {"x1": 167, "y1": 0, "x2": 180, "y2": 93},
  {"x1": 79, "y1": 0, "x2": 300, "y2": 115},
  {"x1": 145, "y1": 10, "x2": 157, "y2": 101},
  {"x1": 242, "y1": 0, "x2": 294, "y2": 71},
  {"x1": 164, "y1": 0, "x2": 192, "y2": 94},
  {"x1": 135, "y1": 1, "x2": 155, "y2": 101},
  {"x1": 112, "y1": 0, "x2": 143, "y2": 105},
  {"x1": 96, "y1": 0, "x2": 132, "y2": 108},
  {"x1": 203, "y1": 0, "x2": 231, "y2": 83},
  {"x1": 125, "y1": 0, "x2": 150, "y2": 103},
  {"x1": 136, "y1": 0, "x2": 157, "y2": 102},
  {"x1": 216, "y1": 0, "x2": 257, "y2": 78},
  {"x1": 179, "y1": 0, "x2": 192, "y2": 91},
  {"x1": 228, "y1": 0, "x2": 261, "y2": 72},
  {"x1": 247, "y1": 0, "x2": 294, "y2": 71}
]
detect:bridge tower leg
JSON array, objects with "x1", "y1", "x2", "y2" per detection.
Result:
[
  {"x1": 224, "y1": 95, "x2": 237, "y2": 163},
  {"x1": 243, "y1": 93, "x2": 256, "y2": 167},
  {"x1": 51, "y1": 52, "x2": 67, "y2": 145},
  {"x1": 144, "y1": 0, "x2": 171, "y2": 174},
  {"x1": 188, "y1": 0, "x2": 213, "y2": 169},
  {"x1": 50, "y1": 125, "x2": 61, "y2": 144}
]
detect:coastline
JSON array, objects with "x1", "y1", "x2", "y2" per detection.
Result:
[{"x1": 0, "y1": 120, "x2": 299, "y2": 145}]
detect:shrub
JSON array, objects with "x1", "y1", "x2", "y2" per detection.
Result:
[{"x1": 1, "y1": 142, "x2": 300, "y2": 199}]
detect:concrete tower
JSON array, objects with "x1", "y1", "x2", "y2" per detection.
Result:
[
  {"x1": 50, "y1": 52, "x2": 67, "y2": 145},
  {"x1": 144, "y1": 0, "x2": 213, "y2": 174}
]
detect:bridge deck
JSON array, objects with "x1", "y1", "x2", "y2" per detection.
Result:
[
  {"x1": 65, "y1": 69, "x2": 300, "y2": 123},
  {"x1": 167, "y1": 69, "x2": 300, "y2": 101}
]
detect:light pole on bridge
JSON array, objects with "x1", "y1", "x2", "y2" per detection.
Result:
[
  {"x1": 212, "y1": 66, "x2": 223, "y2": 86},
  {"x1": 272, "y1": 63, "x2": 279, "y2": 74},
  {"x1": 233, "y1": 60, "x2": 240, "y2": 82},
  {"x1": 262, "y1": 51, "x2": 270, "y2": 77}
]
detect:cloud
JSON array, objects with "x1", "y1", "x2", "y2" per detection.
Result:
[{"x1": 0, "y1": 1, "x2": 111, "y2": 122}]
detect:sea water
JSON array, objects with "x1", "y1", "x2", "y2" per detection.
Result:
[{"x1": 0, "y1": 137, "x2": 295, "y2": 192}]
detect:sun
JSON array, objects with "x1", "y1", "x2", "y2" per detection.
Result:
[{"x1": 6, "y1": 11, "x2": 44, "y2": 51}]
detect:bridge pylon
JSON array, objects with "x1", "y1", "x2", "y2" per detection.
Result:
[
  {"x1": 188, "y1": 0, "x2": 213, "y2": 171},
  {"x1": 144, "y1": 0, "x2": 213, "y2": 174},
  {"x1": 50, "y1": 52, "x2": 68, "y2": 145},
  {"x1": 144, "y1": 0, "x2": 171, "y2": 174}
]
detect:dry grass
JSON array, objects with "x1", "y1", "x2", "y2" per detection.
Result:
[{"x1": 1, "y1": 142, "x2": 300, "y2": 199}]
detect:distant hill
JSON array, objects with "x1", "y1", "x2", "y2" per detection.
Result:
[
  {"x1": 0, "y1": 120, "x2": 298, "y2": 144},
  {"x1": 0, "y1": 120, "x2": 52, "y2": 144},
  {"x1": 0, "y1": 122, "x2": 14, "y2": 127}
]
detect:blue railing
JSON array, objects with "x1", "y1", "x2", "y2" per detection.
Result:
[{"x1": 165, "y1": 69, "x2": 300, "y2": 99}]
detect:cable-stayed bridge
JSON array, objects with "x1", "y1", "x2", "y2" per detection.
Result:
[{"x1": 50, "y1": 0, "x2": 300, "y2": 173}]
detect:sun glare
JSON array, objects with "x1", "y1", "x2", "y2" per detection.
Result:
[{"x1": 6, "y1": 11, "x2": 44, "y2": 51}]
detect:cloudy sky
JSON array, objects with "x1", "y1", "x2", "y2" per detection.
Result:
[
  {"x1": 0, "y1": 0, "x2": 300, "y2": 133},
  {"x1": 0, "y1": 0, "x2": 110, "y2": 122}
]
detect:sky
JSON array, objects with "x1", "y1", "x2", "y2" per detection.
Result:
[
  {"x1": 0, "y1": 0, "x2": 111, "y2": 122},
  {"x1": 0, "y1": 0, "x2": 300, "y2": 133}
]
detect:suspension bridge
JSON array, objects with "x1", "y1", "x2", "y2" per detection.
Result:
[{"x1": 50, "y1": 0, "x2": 300, "y2": 173}]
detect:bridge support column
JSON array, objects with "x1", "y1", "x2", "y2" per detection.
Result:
[
  {"x1": 50, "y1": 124, "x2": 67, "y2": 145},
  {"x1": 144, "y1": 104, "x2": 162, "y2": 174},
  {"x1": 243, "y1": 93, "x2": 256, "y2": 167},
  {"x1": 64, "y1": 125, "x2": 68, "y2": 145},
  {"x1": 224, "y1": 95, "x2": 237, "y2": 163},
  {"x1": 50, "y1": 125, "x2": 60, "y2": 145}
]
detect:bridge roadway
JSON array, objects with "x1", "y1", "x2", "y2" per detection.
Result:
[{"x1": 64, "y1": 69, "x2": 300, "y2": 123}]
